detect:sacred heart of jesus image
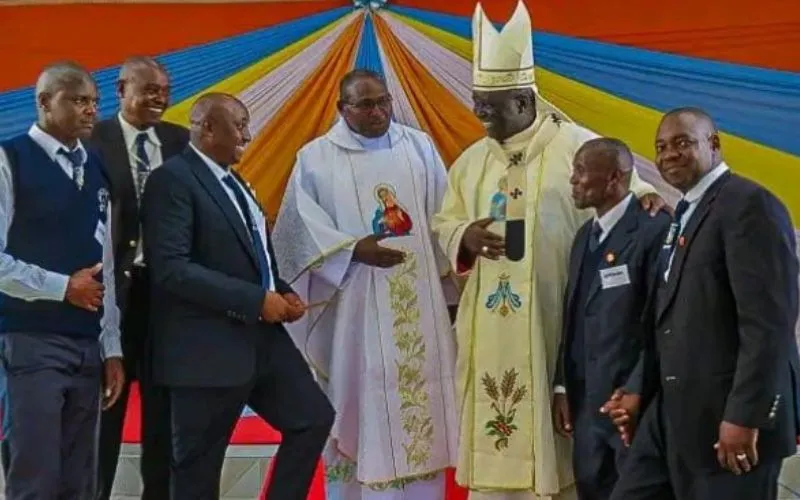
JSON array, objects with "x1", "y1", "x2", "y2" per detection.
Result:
[{"x1": 371, "y1": 183, "x2": 413, "y2": 237}]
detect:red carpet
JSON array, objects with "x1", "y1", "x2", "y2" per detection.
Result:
[
  {"x1": 122, "y1": 382, "x2": 469, "y2": 498},
  {"x1": 122, "y1": 382, "x2": 281, "y2": 444}
]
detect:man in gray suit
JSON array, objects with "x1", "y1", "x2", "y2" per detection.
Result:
[{"x1": 552, "y1": 138, "x2": 671, "y2": 499}]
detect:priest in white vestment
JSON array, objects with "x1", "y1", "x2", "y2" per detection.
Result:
[
  {"x1": 431, "y1": 2, "x2": 666, "y2": 499},
  {"x1": 272, "y1": 70, "x2": 459, "y2": 500}
]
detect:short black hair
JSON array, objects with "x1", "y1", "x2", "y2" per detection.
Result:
[
  {"x1": 576, "y1": 137, "x2": 634, "y2": 172},
  {"x1": 339, "y1": 69, "x2": 385, "y2": 101},
  {"x1": 661, "y1": 106, "x2": 717, "y2": 132}
]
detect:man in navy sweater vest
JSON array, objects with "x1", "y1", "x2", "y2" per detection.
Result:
[
  {"x1": 0, "y1": 62, "x2": 125, "y2": 499},
  {"x1": 552, "y1": 138, "x2": 670, "y2": 499}
]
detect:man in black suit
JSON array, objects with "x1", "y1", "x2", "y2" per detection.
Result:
[
  {"x1": 87, "y1": 56, "x2": 189, "y2": 500},
  {"x1": 552, "y1": 138, "x2": 670, "y2": 499},
  {"x1": 141, "y1": 92, "x2": 335, "y2": 500},
  {"x1": 609, "y1": 107, "x2": 800, "y2": 500}
]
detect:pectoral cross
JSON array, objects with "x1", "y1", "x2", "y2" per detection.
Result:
[
  {"x1": 509, "y1": 188, "x2": 523, "y2": 199},
  {"x1": 509, "y1": 152, "x2": 523, "y2": 166}
]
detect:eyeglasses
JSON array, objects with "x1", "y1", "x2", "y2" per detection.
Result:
[{"x1": 344, "y1": 95, "x2": 393, "y2": 111}]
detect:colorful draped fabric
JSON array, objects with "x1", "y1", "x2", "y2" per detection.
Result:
[{"x1": 0, "y1": 0, "x2": 797, "y2": 227}]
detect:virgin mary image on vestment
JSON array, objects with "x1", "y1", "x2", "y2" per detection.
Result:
[{"x1": 371, "y1": 183, "x2": 413, "y2": 236}]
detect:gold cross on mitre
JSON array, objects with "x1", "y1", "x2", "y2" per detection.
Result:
[{"x1": 472, "y1": 0, "x2": 536, "y2": 93}]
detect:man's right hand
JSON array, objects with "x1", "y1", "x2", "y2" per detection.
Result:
[
  {"x1": 261, "y1": 292, "x2": 291, "y2": 323},
  {"x1": 552, "y1": 394, "x2": 573, "y2": 437},
  {"x1": 65, "y1": 263, "x2": 104, "y2": 312},
  {"x1": 461, "y1": 218, "x2": 504, "y2": 260},
  {"x1": 353, "y1": 234, "x2": 406, "y2": 268}
]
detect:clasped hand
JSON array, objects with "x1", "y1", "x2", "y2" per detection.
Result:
[
  {"x1": 261, "y1": 292, "x2": 306, "y2": 323},
  {"x1": 599, "y1": 388, "x2": 641, "y2": 448}
]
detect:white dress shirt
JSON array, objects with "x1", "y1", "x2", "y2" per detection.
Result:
[
  {"x1": 190, "y1": 144, "x2": 275, "y2": 292},
  {"x1": 663, "y1": 162, "x2": 730, "y2": 280},
  {"x1": 554, "y1": 192, "x2": 634, "y2": 395},
  {"x1": 0, "y1": 124, "x2": 122, "y2": 359},
  {"x1": 118, "y1": 113, "x2": 164, "y2": 265}
]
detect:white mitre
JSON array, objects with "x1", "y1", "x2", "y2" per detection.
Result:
[
  {"x1": 471, "y1": 0, "x2": 573, "y2": 121},
  {"x1": 472, "y1": 0, "x2": 535, "y2": 92}
]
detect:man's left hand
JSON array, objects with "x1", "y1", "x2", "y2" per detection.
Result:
[
  {"x1": 714, "y1": 421, "x2": 759, "y2": 475},
  {"x1": 638, "y1": 193, "x2": 667, "y2": 216},
  {"x1": 102, "y1": 357, "x2": 126, "y2": 411},
  {"x1": 282, "y1": 293, "x2": 307, "y2": 322},
  {"x1": 600, "y1": 388, "x2": 641, "y2": 447}
]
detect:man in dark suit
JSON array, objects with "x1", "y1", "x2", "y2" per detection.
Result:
[
  {"x1": 609, "y1": 107, "x2": 800, "y2": 500},
  {"x1": 141, "y1": 92, "x2": 335, "y2": 500},
  {"x1": 87, "y1": 56, "x2": 189, "y2": 500},
  {"x1": 551, "y1": 138, "x2": 670, "y2": 499}
]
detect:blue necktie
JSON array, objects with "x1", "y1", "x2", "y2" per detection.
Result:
[
  {"x1": 57, "y1": 147, "x2": 84, "y2": 188},
  {"x1": 660, "y1": 199, "x2": 690, "y2": 275},
  {"x1": 588, "y1": 220, "x2": 603, "y2": 252},
  {"x1": 222, "y1": 174, "x2": 272, "y2": 290},
  {"x1": 135, "y1": 133, "x2": 150, "y2": 198}
]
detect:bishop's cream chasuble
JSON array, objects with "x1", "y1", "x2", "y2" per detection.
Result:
[{"x1": 272, "y1": 119, "x2": 459, "y2": 499}]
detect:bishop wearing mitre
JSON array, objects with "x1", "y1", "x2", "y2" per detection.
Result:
[{"x1": 431, "y1": 2, "x2": 665, "y2": 499}]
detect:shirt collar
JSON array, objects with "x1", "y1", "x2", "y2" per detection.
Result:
[
  {"x1": 28, "y1": 123, "x2": 87, "y2": 164},
  {"x1": 684, "y1": 162, "x2": 730, "y2": 204},
  {"x1": 117, "y1": 112, "x2": 161, "y2": 152},
  {"x1": 189, "y1": 143, "x2": 230, "y2": 182},
  {"x1": 595, "y1": 192, "x2": 633, "y2": 235}
]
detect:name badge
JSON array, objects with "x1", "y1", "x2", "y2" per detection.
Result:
[
  {"x1": 94, "y1": 221, "x2": 106, "y2": 246},
  {"x1": 600, "y1": 264, "x2": 631, "y2": 290}
]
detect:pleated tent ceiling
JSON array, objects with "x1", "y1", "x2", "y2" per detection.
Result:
[{"x1": 0, "y1": 0, "x2": 797, "y2": 229}]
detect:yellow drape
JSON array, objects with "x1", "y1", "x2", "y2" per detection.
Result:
[
  {"x1": 162, "y1": 16, "x2": 349, "y2": 126},
  {"x1": 237, "y1": 13, "x2": 363, "y2": 219}
]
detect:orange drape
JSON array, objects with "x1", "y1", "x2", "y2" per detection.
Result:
[
  {"x1": 0, "y1": 0, "x2": 349, "y2": 91},
  {"x1": 237, "y1": 13, "x2": 363, "y2": 219},
  {"x1": 372, "y1": 14, "x2": 484, "y2": 166},
  {"x1": 392, "y1": 0, "x2": 800, "y2": 72}
]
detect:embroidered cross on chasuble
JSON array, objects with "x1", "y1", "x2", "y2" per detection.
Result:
[{"x1": 505, "y1": 150, "x2": 527, "y2": 261}]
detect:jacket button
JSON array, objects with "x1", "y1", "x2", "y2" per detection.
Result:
[
  {"x1": 124, "y1": 270, "x2": 131, "y2": 278},
  {"x1": 129, "y1": 239, "x2": 137, "y2": 247},
  {"x1": 664, "y1": 376, "x2": 678, "y2": 382},
  {"x1": 663, "y1": 329, "x2": 671, "y2": 335}
]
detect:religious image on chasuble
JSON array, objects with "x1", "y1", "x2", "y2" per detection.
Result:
[{"x1": 271, "y1": 118, "x2": 458, "y2": 493}]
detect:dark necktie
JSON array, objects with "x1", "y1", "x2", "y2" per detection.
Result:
[
  {"x1": 659, "y1": 199, "x2": 691, "y2": 276},
  {"x1": 135, "y1": 133, "x2": 150, "y2": 198},
  {"x1": 57, "y1": 147, "x2": 84, "y2": 189},
  {"x1": 588, "y1": 220, "x2": 603, "y2": 252},
  {"x1": 222, "y1": 174, "x2": 272, "y2": 289}
]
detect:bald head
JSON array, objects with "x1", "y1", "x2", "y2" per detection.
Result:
[
  {"x1": 190, "y1": 92, "x2": 251, "y2": 166},
  {"x1": 36, "y1": 61, "x2": 94, "y2": 101},
  {"x1": 35, "y1": 61, "x2": 97, "y2": 146},
  {"x1": 570, "y1": 137, "x2": 635, "y2": 212}
]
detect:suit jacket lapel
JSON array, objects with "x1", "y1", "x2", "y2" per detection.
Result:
[
  {"x1": 156, "y1": 123, "x2": 186, "y2": 159},
  {"x1": 106, "y1": 119, "x2": 138, "y2": 205},
  {"x1": 657, "y1": 172, "x2": 731, "y2": 320},
  {"x1": 186, "y1": 148, "x2": 259, "y2": 268},
  {"x1": 586, "y1": 198, "x2": 638, "y2": 307},
  {"x1": 566, "y1": 223, "x2": 589, "y2": 316}
]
